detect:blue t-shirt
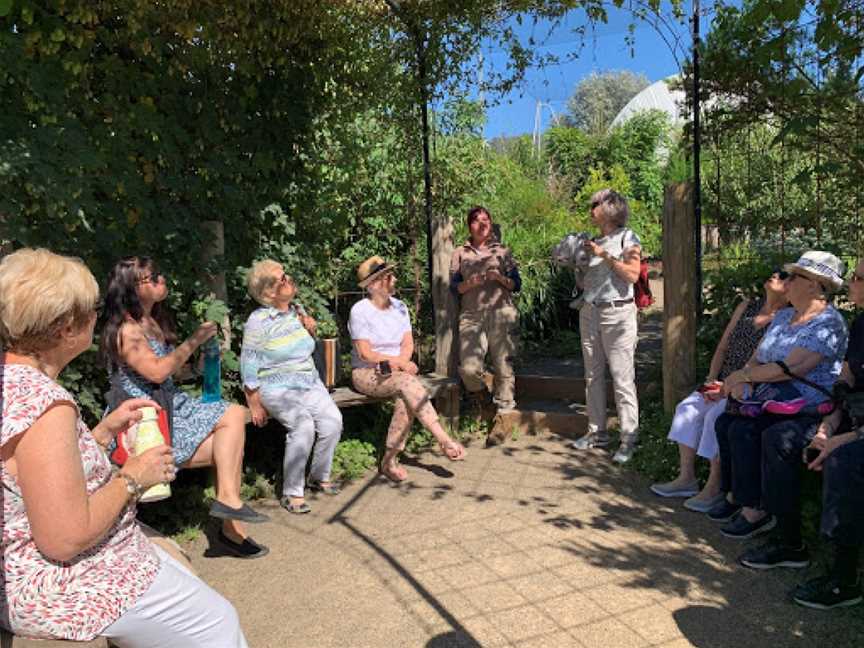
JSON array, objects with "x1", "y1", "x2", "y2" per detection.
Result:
[{"x1": 755, "y1": 306, "x2": 848, "y2": 404}]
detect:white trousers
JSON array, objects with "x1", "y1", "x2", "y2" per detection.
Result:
[
  {"x1": 579, "y1": 302, "x2": 639, "y2": 438},
  {"x1": 102, "y1": 547, "x2": 248, "y2": 648},
  {"x1": 261, "y1": 382, "x2": 343, "y2": 498},
  {"x1": 667, "y1": 390, "x2": 726, "y2": 459}
]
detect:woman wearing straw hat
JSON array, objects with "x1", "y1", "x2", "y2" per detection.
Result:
[
  {"x1": 712, "y1": 251, "x2": 848, "y2": 543},
  {"x1": 349, "y1": 256, "x2": 466, "y2": 482}
]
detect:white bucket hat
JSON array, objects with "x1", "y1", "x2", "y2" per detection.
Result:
[{"x1": 783, "y1": 250, "x2": 846, "y2": 291}]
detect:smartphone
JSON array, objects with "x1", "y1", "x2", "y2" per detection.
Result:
[
  {"x1": 804, "y1": 446, "x2": 821, "y2": 464},
  {"x1": 378, "y1": 360, "x2": 391, "y2": 375}
]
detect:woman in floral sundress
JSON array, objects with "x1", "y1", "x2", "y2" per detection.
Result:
[
  {"x1": 100, "y1": 256, "x2": 268, "y2": 559},
  {"x1": 0, "y1": 248, "x2": 247, "y2": 647}
]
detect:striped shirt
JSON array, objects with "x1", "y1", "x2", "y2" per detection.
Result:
[{"x1": 241, "y1": 305, "x2": 318, "y2": 393}]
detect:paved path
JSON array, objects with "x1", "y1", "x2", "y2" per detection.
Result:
[{"x1": 186, "y1": 435, "x2": 861, "y2": 648}]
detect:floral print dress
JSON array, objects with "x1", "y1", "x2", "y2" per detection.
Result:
[{"x1": 0, "y1": 364, "x2": 160, "y2": 641}]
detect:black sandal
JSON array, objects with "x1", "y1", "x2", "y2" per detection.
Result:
[{"x1": 216, "y1": 530, "x2": 270, "y2": 559}]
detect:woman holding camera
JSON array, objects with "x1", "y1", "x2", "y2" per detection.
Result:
[
  {"x1": 349, "y1": 256, "x2": 465, "y2": 482},
  {"x1": 742, "y1": 258, "x2": 864, "y2": 610}
]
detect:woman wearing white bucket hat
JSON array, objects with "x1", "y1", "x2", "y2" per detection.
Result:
[{"x1": 711, "y1": 250, "x2": 848, "y2": 543}]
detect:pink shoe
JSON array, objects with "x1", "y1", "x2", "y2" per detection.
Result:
[{"x1": 762, "y1": 398, "x2": 808, "y2": 415}]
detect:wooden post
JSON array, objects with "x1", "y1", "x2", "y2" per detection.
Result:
[
  {"x1": 662, "y1": 183, "x2": 698, "y2": 413},
  {"x1": 432, "y1": 213, "x2": 460, "y2": 430},
  {"x1": 201, "y1": 220, "x2": 231, "y2": 348}
]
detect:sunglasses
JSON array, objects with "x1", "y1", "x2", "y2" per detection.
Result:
[
  {"x1": 137, "y1": 272, "x2": 165, "y2": 285},
  {"x1": 771, "y1": 268, "x2": 789, "y2": 280}
]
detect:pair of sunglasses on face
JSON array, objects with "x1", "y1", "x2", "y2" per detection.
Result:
[{"x1": 137, "y1": 272, "x2": 166, "y2": 285}]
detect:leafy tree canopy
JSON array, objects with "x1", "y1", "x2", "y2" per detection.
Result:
[{"x1": 563, "y1": 69, "x2": 650, "y2": 135}]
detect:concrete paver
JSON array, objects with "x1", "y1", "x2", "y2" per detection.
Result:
[{"x1": 186, "y1": 436, "x2": 863, "y2": 648}]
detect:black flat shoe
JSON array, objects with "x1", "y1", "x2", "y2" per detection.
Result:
[
  {"x1": 216, "y1": 530, "x2": 270, "y2": 559},
  {"x1": 209, "y1": 500, "x2": 270, "y2": 524},
  {"x1": 706, "y1": 499, "x2": 741, "y2": 523}
]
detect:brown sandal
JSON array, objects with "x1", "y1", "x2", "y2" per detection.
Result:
[{"x1": 440, "y1": 440, "x2": 466, "y2": 461}]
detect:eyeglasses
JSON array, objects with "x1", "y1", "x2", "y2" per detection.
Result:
[
  {"x1": 771, "y1": 269, "x2": 789, "y2": 280},
  {"x1": 137, "y1": 272, "x2": 165, "y2": 285},
  {"x1": 786, "y1": 272, "x2": 812, "y2": 283}
]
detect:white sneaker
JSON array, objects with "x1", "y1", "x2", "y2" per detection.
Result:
[{"x1": 612, "y1": 442, "x2": 636, "y2": 464}]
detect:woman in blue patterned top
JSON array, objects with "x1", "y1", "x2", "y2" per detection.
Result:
[
  {"x1": 101, "y1": 257, "x2": 269, "y2": 559},
  {"x1": 712, "y1": 251, "x2": 849, "y2": 541},
  {"x1": 241, "y1": 260, "x2": 342, "y2": 514}
]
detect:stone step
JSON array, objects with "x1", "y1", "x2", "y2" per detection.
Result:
[
  {"x1": 494, "y1": 400, "x2": 619, "y2": 440},
  {"x1": 485, "y1": 373, "x2": 658, "y2": 404}
]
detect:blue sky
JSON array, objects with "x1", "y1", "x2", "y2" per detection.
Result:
[{"x1": 479, "y1": 5, "x2": 691, "y2": 139}]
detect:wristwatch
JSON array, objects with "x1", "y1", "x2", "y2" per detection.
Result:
[{"x1": 117, "y1": 471, "x2": 143, "y2": 503}]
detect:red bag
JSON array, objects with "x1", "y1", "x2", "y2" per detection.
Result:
[
  {"x1": 110, "y1": 409, "x2": 171, "y2": 466},
  {"x1": 634, "y1": 259, "x2": 654, "y2": 310}
]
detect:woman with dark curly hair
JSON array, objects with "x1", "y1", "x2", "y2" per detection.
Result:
[{"x1": 100, "y1": 256, "x2": 268, "y2": 559}]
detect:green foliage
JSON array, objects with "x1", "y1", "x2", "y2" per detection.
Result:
[{"x1": 331, "y1": 439, "x2": 377, "y2": 481}]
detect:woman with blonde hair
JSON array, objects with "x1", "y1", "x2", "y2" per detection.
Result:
[
  {"x1": 241, "y1": 259, "x2": 342, "y2": 514},
  {"x1": 349, "y1": 256, "x2": 465, "y2": 481},
  {"x1": 0, "y1": 248, "x2": 248, "y2": 647}
]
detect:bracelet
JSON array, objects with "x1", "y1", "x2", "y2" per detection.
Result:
[{"x1": 116, "y1": 471, "x2": 143, "y2": 503}]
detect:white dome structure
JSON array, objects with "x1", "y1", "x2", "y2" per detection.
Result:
[{"x1": 609, "y1": 76, "x2": 686, "y2": 130}]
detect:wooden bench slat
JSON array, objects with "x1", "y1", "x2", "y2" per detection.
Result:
[{"x1": 330, "y1": 373, "x2": 459, "y2": 409}]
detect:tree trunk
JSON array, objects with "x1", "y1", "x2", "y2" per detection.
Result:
[
  {"x1": 662, "y1": 183, "x2": 698, "y2": 413},
  {"x1": 201, "y1": 220, "x2": 231, "y2": 349}
]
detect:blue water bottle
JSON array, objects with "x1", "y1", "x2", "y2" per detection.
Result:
[{"x1": 201, "y1": 338, "x2": 222, "y2": 403}]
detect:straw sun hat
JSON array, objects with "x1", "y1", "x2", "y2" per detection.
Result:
[{"x1": 356, "y1": 256, "x2": 397, "y2": 288}]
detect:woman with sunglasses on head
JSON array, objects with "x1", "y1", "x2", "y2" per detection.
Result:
[
  {"x1": 570, "y1": 189, "x2": 642, "y2": 464},
  {"x1": 0, "y1": 249, "x2": 249, "y2": 647},
  {"x1": 349, "y1": 256, "x2": 466, "y2": 482},
  {"x1": 712, "y1": 251, "x2": 848, "y2": 543},
  {"x1": 241, "y1": 260, "x2": 342, "y2": 514},
  {"x1": 650, "y1": 269, "x2": 789, "y2": 511},
  {"x1": 101, "y1": 256, "x2": 269, "y2": 559},
  {"x1": 743, "y1": 259, "x2": 864, "y2": 609}
]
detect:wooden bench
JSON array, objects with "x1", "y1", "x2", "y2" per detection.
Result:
[
  {"x1": 0, "y1": 633, "x2": 108, "y2": 648},
  {"x1": 330, "y1": 373, "x2": 461, "y2": 431}
]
